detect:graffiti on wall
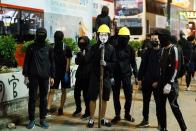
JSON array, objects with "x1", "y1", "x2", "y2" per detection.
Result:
[
  {"x1": 0, "y1": 72, "x2": 28, "y2": 103},
  {"x1": 0, "y1": 80, "x2": 5, "y2": 103},
  {"x1": 8, "y1": 75, "x2": 19, "y2": 99}
]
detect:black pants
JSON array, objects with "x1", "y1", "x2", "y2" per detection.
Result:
[
  {"x1": 28, "y1": 76, "x2": 49, "y2": 121},
  {"x1": 159, "y1": 82, "x2": 187, "y2": 130},
  {"x1": 142, "y1": 82, "x2": 160, "y2": 122},
  {"x1": 112, "y1": 76, "x2": 132, "y2": 116},
  {"x1": 186, "y1": 71, "x2": 192, "y2": 88},
  {"x1": 74, "y1": 79, "x2": 90, "y2": 115}
]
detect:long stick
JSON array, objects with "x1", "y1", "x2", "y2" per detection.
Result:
[
  {"x1": 131, "y1": 83, "x2": 139, "y2": 116},
  {"x1": 98, "y1": 45, "x2": 104, "y2": 128}
]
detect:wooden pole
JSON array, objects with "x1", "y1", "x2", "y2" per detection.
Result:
[{"x1": 98, "y1": 44, "x2": 104, "y2": 128}]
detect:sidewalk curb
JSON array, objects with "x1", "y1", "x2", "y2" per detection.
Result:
[{"x1": 0, "y1": 89, "x2": 75, "y2": 130}]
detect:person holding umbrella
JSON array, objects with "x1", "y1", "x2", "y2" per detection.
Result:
[{"x1": 86, "y1": 24, "x2": 116, "y2": 128}]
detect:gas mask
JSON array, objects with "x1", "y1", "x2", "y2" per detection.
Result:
[{"x1": 99, "y1": 33, "x2": 109, "y2": 44}]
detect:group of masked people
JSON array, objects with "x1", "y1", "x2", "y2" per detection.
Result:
[
  {"x1": 22, "y1": 25, "x2": 188, "y2": 131},
  {"x1": 22, "y1": 24, "x2": 138, "y2": 129},
  {"x1": 72, "y1": 25, "x2": 138, "y2": 128},
  {"x1": 138, "y1": 30, "x2": 190, "y2": 131}
]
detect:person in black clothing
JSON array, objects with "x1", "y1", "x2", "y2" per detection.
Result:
[
  {"x1": 178, "y1": 31, "x2": 193, "y2": 90},
  {"x1": 191, "y1": 38, "x2": 196, "y2": 79},
  {"x1": 72, "y1": 36, "x2": 90, "y2": 119},
  {"x1": 86, "y1": 24, "x2": 116, "y2": 128},
  {"x1": 156, "y1": 29, "x2": 187, "y2": 131},
  {"x1": 184, "y1": 35, "x2": 195, "y2": 90},
  {"x1": 23, "y1": 28, "x2": 55, "y2": 129},
  {"x1": 111, "y1": 27, "x2": 138, "y2": 124},
  {"x1": 137, "y1": 35, "x2": 161, "y2": 127},
  {"x1": 95, "y1": 6, "x2": 111, "y2": 32},
  {"x1": 140, "y1": 34, "x2": 153, "y2": 58},
  {"x1": 47, "y1": 31, "x2": 72, "y2": 115}
]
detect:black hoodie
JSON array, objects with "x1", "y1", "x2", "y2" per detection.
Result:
[
  {"x1": 23, "y1": 28, "x2": 55, "y2": 78},
  {"x1": 75, "y1": 36, "x2": 91, "y2": 79},
  {"x1": 95, "y1": 6, "x2": 111, "y2": 31}
]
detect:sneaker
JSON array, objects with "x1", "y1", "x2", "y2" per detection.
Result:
[
  {"x1": 26, "y1": 120, "x2": 35, "y2": 129},
  {"x1": 101, "y1": 118, "x2": 111, "y2": 127},
  {"x1": 81, "y1": 113, "x2": 90, "y2": 119},
  {"x1": 40, "y1": 120, "x2": 49, "y2": 129},
  {"x1": 49, "y1": 108, "x2": 57, "y2": 113},
  {"x1": 137, "y1": 120, "x2": 150, "y2": 127},
  {"x1": 124, "y1": 114, "x2": 135, "y2": 122},
  {"x1": 87, "y1": 119, "x2": 94, "y2": 128},
  {"x1": 58, "y1": 108, "x2": 64, "y2": 115},
  {"x1": 186, "y1": 87, "x2": 190, "y2": 91},
  {"x1": 72, "y1": 110, "x2": 81, "y2": 117},
  {"x1": 111, "y1": 116, "x2": 121, "y2": 123}
]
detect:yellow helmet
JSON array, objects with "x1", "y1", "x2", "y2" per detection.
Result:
[
  {"x1": 118, "y1": 27, "x2": 130, "y2": 36},
  {"x1": 97, "y1": 24, "x2": 110, "y2": 33}
]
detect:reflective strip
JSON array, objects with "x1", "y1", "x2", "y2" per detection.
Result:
[{"x1": 171, "y1": 46, "x2": 178, "y2": 83}]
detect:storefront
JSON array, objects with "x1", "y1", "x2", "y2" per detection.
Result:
[{"x1": 1, "y1": 0, "x2": 93, "y2": 41}]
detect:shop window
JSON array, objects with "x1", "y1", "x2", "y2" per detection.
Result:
[
  {"x1": 116, "y1": 18, "x2": 142, "y2": 35},
  {"x1": 0, "y1": 7, "x2": 44, "y2": 42}
]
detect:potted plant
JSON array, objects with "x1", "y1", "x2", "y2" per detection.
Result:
[
  {"x1": 90, "y1": 38, "x2": 97, "y2": 46},
  {"x1": 63, "y1": 38, "x2": 78, "y2": 54},
  {"x1": 0, "y1": 35, "x2": 17, "y2": 68},
  {"x1": 129, "y1": 40, "x2": 142, "y2": 57}
]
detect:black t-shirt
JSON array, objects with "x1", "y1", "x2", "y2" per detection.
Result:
[{"x1": 53, "y1": 43, "x2": 72, "y2": 76}]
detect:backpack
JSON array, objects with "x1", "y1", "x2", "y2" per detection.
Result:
[{"x1": 167, "y1": 45, "x2": 186, "y2": 78}]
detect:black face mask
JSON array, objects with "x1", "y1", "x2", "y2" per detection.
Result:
[
  {"x1": 54, "y1": 31, "x2": 64, "y2": 43},
  {"x1": 78, "y1": 42, "x2": 87, "y2": 50},
  {"x1": 158, "y1": 35, "x2": 170, "y2": 47},
  {"x1": 36, "y1": 34, "x2": 46, "y2": 44},
  {"x1": 36, "y1": 28, "x2": 47, "y2": 44},
  {"x1": 152, "y1": 41, "x2": 159, "y2": 47},
  {"x1": 118, "y1": 36, "x2": 129, "y2": 47}
]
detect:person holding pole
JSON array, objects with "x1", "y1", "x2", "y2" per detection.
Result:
[
  {"x1": 86, "y1": 24, "x2": 116, "y2": 128},
  {"x1": 111, "y1": 27, "x2": 138, "y2": 124}
]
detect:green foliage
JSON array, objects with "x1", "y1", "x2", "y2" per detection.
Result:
[
  {"x1": 63, "y1": 38, "x2": 78, "y2": 54},
  {"x1": 0, "y1": 35, "x2": 17, "y2": 67},
  {"x1": 129, "y1": 40, "x2": 142, "y2": 51},
  {"x1": 22, "y1": 39, "x2": 50, "y2": 53},
  {"x1": 0, "y1": 66, "x2": 12, "y2": 73},
  {"x1": 90, "y1": 39, "x2": 97, "y2": 46},
  {"x1": 22, "y1": 40, "x2": 34, "y2": 53}
]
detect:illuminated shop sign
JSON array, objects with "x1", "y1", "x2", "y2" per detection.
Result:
[{"x1": 180, "y1": 11, "x2": 196, "y2": 19}]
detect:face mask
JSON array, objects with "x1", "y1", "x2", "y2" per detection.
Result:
[
  {"x1": 78, "y1": 42, "x2": 87, "y2": 50},
  {"x1": 118, "y1": 36, "x2": 129, "y2": 47},
  {"x1": 99, "y1": 33, "x2": 109, "y2": 44},
  {"x1": 36, "y1": 33, "x2": 46, "y2": 44},
  {"x1": 152, "y1": 41, "x2": 159, "y2": 47}
]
